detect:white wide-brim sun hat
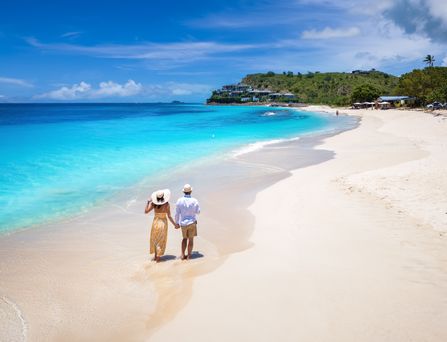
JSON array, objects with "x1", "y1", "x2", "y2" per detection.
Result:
[{"x1": 151, "y1": 189, "x2": 171, "y2": 205}]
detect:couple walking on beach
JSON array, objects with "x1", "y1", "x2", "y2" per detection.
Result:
[{"x1": 144, "y1": 184, "x2": 200, "y2": 262}]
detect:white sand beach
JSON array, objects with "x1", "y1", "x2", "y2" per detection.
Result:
[
  {"x1": 150, "y1": 107, "x2": 447, "y2": 341},
  {"x1": 1, "y1": 107, "x2": 447, "y2": 341}
]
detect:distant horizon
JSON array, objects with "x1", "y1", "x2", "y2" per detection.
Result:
[
  {"x1": 0, "y1": 101, "x2": 204, "y2": 105},
  {"x1": 1, "y1": 0, "x2": 446, "y2": 103}
]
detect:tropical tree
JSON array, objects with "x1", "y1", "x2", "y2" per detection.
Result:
[
  {"x1": 423, "y1": 55, "x2": 435, "y2": 67},
  {"x1": 396, "y1": 66, "x2": 447, "y2": 104},
  {"x1": 351, "y1": 84, "x2": 381, "y2": 103}
]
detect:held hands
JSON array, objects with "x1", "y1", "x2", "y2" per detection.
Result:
[{"x1": 175, "y1": 223, "x2": 180, "y2": 229}]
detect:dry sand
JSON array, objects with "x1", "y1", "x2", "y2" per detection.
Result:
[{"x1": 150, "y1": 107, "x2": 447, "y2": 341}]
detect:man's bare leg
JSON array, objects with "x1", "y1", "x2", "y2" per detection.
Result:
[
  {"x1": 186, "y1": 238, "x2": 194, "y2": 259},
  {"x1": 181, "y1": 238, "x2": 188, "y2": 260}
]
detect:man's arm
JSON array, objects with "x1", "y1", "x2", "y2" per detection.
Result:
[
  {"x1": 174, "y1": 200, "x2": 181, "y2": 225},
  {"x1": 196, "y1": 200, "x2": 201, "y2": 215}
]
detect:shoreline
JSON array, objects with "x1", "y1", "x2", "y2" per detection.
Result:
[
  {"x1": 0, "y1": 107, "x2": 350, "y2": 237},
  {"x1": 0, "y1": 110, "x2": 355, "y2": 341},
  {"x1": 150, "y1": 107, "x2": 447, "y2": 341}
]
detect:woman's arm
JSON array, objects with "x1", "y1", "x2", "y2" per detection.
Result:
[
  {"x1": 144, "y1": 200, "x2": 153, "y2": 214},
  {"x1": 167, "y1": 203, "x2": 176, "y2": 226}
]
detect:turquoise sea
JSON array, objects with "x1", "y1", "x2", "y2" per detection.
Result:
[{"x1": 0, "y1": 103, "x2": 355, "y2": 233}]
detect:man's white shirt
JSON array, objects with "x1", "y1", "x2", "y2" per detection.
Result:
[{"x1": 175, "y1": 195, "x2": 200, "y2": 227}]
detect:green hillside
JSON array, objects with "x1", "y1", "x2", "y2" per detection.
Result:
[{"x1": 241, "y1": 70, "x2": 399, "y2": 106}]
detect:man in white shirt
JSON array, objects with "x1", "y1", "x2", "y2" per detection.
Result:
[{"x1": 175, "y1": 184, "x2": 201, "y2": 260}]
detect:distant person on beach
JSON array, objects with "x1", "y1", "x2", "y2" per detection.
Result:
[
  {"x1": 175, "y1": 184, "x2": 201, "y2": 260},
  {"x1": 336, "y1": 110, "x2": 339, "y2": 116},
  {"x1": 144, "y1": 189, "x2": 176, "y2": 263}
]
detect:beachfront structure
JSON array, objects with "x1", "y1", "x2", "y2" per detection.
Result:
[
  {"x1": 377, "y1": 96, "x2": 416, "y2": 107},
  {"x1": 353, "y1": 102, "x2": 375, "y2": 109},
  {"x1": 283, "y1": 92, "x2": 295, "y2": 99},
  {"x1": 249, "y1": 89, "x2": 273, "y2": 96},
  {"x1": 269, "y1": 92, "x2": 296, "y2": 99},
  {"x1": 208, "y1": 83, "x2": 297, "y2": 104},
  {"x1": 353, "y1": 95, "x2": 416, "y2": 110},
  {"x1": 222, "y1": 83, "x2": 252, "y2": 92},
  {"x1": 378, "y1": 101, "x2": 391, "y2": 110}
]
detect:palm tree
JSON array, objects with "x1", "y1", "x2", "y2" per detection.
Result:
[{"x1": 423, "y1": 55, "x2": 435, "y2": 67}]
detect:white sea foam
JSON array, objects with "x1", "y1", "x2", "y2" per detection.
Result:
[
  {"x1": 0, "y1": 295, "x2": 27, "y2": 342},
  {"x1": 126, "y1": 198, "x2": 137, "y2": 208},
  {"x1": 232, "y1": 137, "x2": 300, "y2": 157},
  {"x1": 262, "y1": 111, "x2": 277, "y2": 116}
]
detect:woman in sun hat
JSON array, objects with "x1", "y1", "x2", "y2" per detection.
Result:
[{"x1": 144, "y1": 189, "x2": 176, "y2": 262}]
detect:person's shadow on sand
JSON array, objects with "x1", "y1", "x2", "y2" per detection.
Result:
[
  {"x1": 158, "y1": 255, "x2": 177, "y2": 262},
  {"x1": 187, "y1": 251, "x2": 204, "y2": 260},
  {"x1": 155, "y1": 252, "x2": 204, "y2": 263}
]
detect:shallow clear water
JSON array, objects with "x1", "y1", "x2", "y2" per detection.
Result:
[{"x1": 0, "y1": 103, "x2": 354, "y2": 232}]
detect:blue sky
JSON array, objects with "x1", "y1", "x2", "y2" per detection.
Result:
[{"x1": 0, "y1": 0, "x2": 446, "y2": 102}]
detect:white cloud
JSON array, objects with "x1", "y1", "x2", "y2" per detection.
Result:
[
  {"x1": 296, "y1": 0, "x2": 393, "y2": 15},
  {"x1": 34, "y1": 80, "x2": 209, "y2": 100},
  {"x1": 165, "y1": 82, "x2": 211, "y2": 96},
  {"x1": 35, "y1": 80, "x2": 142, "y2": 100},
  {"x1": 171, "y1": 88, "x2": 191, "y2": 96},
  {"x1": 95, "y1": 80, "x2": 142, "y2": 97},
  {"x1": 297, "y1": 0, "x2": 447, "y2": 40},
  {"x1": 60, "y1": 31, "x2": 82, "y2": 39},
  {"x1": 185, "y1": 5, "x2": 311, "y2": 29},
  {"x1": 443, "y1": 56, "x2": 447, "y2": 66},
  {"x1": 140, "y1": 82, "x2": 211, "y2": 98},
  {"x1": 26, "y1": 38, "x2": 257, "y2": 64},
  {"x1": 427, "y1": 0, "x2": 447, "y2": 27},
  {"x1": 301, "y1": 27, "x2": 360, "y2": 39},
  {"x1": 0, "y1": 76, "x2": 33, "y2": 87},
  {"x1": 23, "y1": 0, "x2": 447, "y2": 77},
  {"x1": 37, "y1": 81, "x2": 91, "y2": 100},
  {"x1": 233, "y1": 14, "x2": 444, "y2": 75}
]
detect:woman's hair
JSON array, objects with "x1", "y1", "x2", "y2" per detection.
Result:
[{"x1": 154, "y1": 196, "x2": 166, "y2": 209}]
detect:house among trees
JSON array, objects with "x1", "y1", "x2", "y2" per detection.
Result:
[
  {"x1": 221, "y1": 83, "x2": 252, "y2": 92},
  {"x1": 270, "y1": 92, "x2": 296, "y2": 99},
  {"x1": 208, "y1": 83, "x2": 296, "y2": 104},
  {"x1": 377, "y1": 96, "x2": 416, "y2": 107}
]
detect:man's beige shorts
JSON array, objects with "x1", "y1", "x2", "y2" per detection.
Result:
[{"x1": 181, "y1": 222, "x2": 197, "y2": 239}]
